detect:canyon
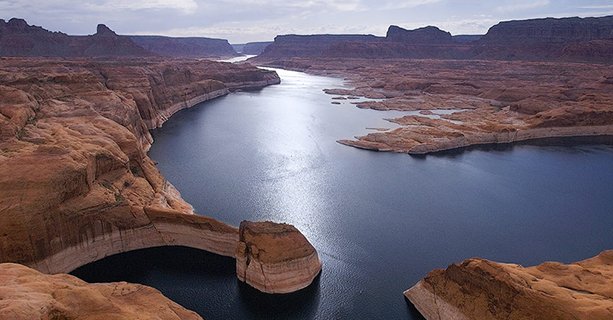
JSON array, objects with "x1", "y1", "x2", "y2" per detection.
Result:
[
  {"x1": 0, "y1": 14, "x2": 611, "y2": 320},
  {"x1": 0, "y1": 56, "x2": 321, "y2": 303}
]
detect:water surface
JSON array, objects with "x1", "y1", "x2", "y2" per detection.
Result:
[{"x1": 73, "y1": 68, "x2": 613, "y2": 320}]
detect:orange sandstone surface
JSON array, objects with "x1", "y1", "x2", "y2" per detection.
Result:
[
  {"x1": 258, "y1": 58, "x2": 613, "y2": 154},
  {"x1": 0, "y1": 263, "x2": 202, "y2": 320},
  {"x1": 236, "y1": 221, "x2": 322, "y2": 294},
  {"x1": 404, "y1": 250, "x2": 613, "y2": 320},
  {"x1": 0, "y1": 57, "x2": 320, "y2": 298}
]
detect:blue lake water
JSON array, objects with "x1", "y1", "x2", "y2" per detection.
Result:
[{"x1": 72, "y1": 68, "x2": 613, "y2": 319}]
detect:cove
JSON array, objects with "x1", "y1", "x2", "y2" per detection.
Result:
[{"x1": 72, "y1": 68, "x2": 613, "y2": 319}]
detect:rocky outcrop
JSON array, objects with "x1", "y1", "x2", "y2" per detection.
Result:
[
  {"x1": 404, "y1": 250, "x2": 613, "y2": 320},
  {"x1": 0, "y1": 58, "x2": 286, "y2": 286},
  {"x1": 481, "y1": 16, "x2": 613, "y2": 45},
  {"x1": 0, "y1": 18, "x2": 151, "y2": 57},
  {"x1": 475, "y1": 15, "x2": 613, "y2": 62},
  {"x1": 0, "y1": 263, "x2": 202, "y2": 319},
  {"x1": 130, "y1": 36, "x2": 237, "y2": 58},
  {"x1": 236, "y1": 221, "x2": 322, "y2": 294},
  {"x1": 261, "y1": 57, "x2": 613, "y2": 154},
  {"x1": 386, "y1": 25, "x2": 452, "y2": 44},
  {"x1": 29, "y1": 206, "x2": 240, "y2": 274}
]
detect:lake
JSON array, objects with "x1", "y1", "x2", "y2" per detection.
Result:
[{"x1": 72, "y1": 68, "x2": 613, "y2": 320}]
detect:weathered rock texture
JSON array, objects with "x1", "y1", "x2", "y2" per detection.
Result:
[
  {"x1": 0, "y1": 19, "x2": 151, "y2": 57},
  {"x1": 258, "y1": 34, "x2": 381, "y2": 59},
  {"x1": 259, "y1": 58, "x2": 613, "y2": 154},
  {"x1": 476, "y1": 16, "x2": 613, "y2": 63},
  {"x1": 0, "y1": 262, "x2": 202, "y2": 320},
  {"x1": 236, "y1": 221, "x2": 322, "y2": 294},
  {"x1": 130, "y1": 36, "x2": 238, "y2": 58},
  {"x1": 255, "y1": 15, "x2": 613, "y2": 63},
  {"x1": 404, "y1": 250, "x2": 613, "y2": 320},
  {"x1": 0, "y1": 57, "x2": 279, "y2": 274}
]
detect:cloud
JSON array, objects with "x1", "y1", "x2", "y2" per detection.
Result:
[
  {"x1": 379, "y1": 0, "x2": 442, "y2": 10},
  {"x1": 85, "y1": 0, "x2": 198, "y2": 14},
  {"x1": 495, "y1": 0, "x2": 550, "y2": 13},
  {"x1": 579, "y1": 4, "x2": 613, "y2": 10},
  {"x1": 0, "y1": 0, "x2": 198, "y2": 15}
]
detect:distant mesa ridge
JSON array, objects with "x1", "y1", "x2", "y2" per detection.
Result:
[
  {"x1": 129, "y1": 35, "x2": 237, "y2": 58},
  {"x1": 386, "y1": 25, "x2": 452, "y2": 44},
  {"x1": 0, "y1": 18, "x2": 239, "y2": 57},
  {"x1": 0, "y1": 19, "x2": 151, "y2": 57},
  {"x1": 256, "y1": 15, "x2": 613, "y2": 63},
  {"x1": 1, "y1": 15, "x2": 612, "y2": 61}
]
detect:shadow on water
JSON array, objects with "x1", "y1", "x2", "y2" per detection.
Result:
[
  {"x1": 405, "y1": 298, "x2": 427, "y2": 320},
  {"x1": 410, "y1": 135, "x2": 613, "y2": 159},
  {"x1": 237, "y1": 273, "x2": 321, "y2": 319},
  {"x1": 71, "y1": 246, "x2": 321, "y2": 320}
]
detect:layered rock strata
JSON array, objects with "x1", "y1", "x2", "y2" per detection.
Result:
[
  {"x1": 255, "y1": 15, "x2": 613, "y2": 63},
  {"x1": 0, "y1": 57, "x2": 321, "y2": 293},
  {"x1": 130, "y1": 35, "x2": 238, "y2": 58},
  {"x1": 0, "y1": 262, "x2": 202, "y2": 320},
  {"x1": 0, "y1": 19, "x2": 151, "y2": 57},
  {"x1": 258, "y1": 58, "x2": 613, "y2": 154},
  {"x1": 404, "y1": 250, "x2": 613, "y2": 320},
  {"x1": 236, "y1": 221, "x2": 322, "y2": 294}
]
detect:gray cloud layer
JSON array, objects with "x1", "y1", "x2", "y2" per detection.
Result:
[{"x1": 2, "y1": 0, "x2": 612, "y2": 43}]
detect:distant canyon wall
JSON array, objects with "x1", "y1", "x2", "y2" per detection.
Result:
[
  {"x1": 255, "y1": 15, "x2": 613, "y2": 63},
  {"x1": 0, "y1": 18, "x2": 239, "y2": 58},
  {"x1": 130, "y1": 35, "x2": 238, "y2": 58}
]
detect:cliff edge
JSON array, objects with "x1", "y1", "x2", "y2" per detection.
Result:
[
  {"x1": 405, "y1": 250, "x2": 613, "y2": 320},
  {"x1": 236, "y1": 221, "x2": 322, "y2": 294},
  {"x1": 0, "y1": 263, "x2": 202, "y2": 319}
]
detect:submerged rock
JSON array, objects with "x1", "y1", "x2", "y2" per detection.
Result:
[
  {"x1": 405, "y1": 250, "x2": 613, "y2": 320},
  {"x1": 236, "y1": 221, "x2": 322, "y2": 294}
]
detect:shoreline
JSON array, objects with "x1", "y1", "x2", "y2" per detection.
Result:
[
  {"x1": 338, "y1": 127, "x2": 613, "y2": 155},
  {"x1": 253, "y1": 57, "x2": 613, "y2": 155},
  {"x1": 0, "y1": 57, "x2": 321, "y2": 295}
]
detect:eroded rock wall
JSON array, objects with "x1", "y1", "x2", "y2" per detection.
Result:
[{"x1": 0, "y1": 57, "x2": 279, "y2": 271}]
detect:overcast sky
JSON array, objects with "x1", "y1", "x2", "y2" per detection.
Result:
[{"x1": 2, "y1": 0, "x2": 613, "y2": 43}]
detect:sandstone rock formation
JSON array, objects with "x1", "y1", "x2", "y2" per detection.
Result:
[
  {"x1": 0, "y1": 263, "x2": 202, "y2": 320},
  {"x1": 386, "y1": 25, "x2": 452, "y2": 44},
  {"x1": 0, "y1": 56, "x2": 320, "y2": 297},
  {"x1": 404, "y1": 250, "x2": 613, "y2": 320},
  {"x1": 236, "y1": 221, "x2": 322, "y2": 294},
  {"x1": 130, "y1": 35, "x2": 237, "y2": 58},
  {"x1": 0, "y1": 18, "x2": 151, "y2": 57},
  {"x1": 0, "y1": 57, "x2": 277, "y2": 273},
  {"x1": 475, "y1": 16, "x2": 613, "y2": 62},
  {"x1": 258, "y1": 34, "x2": 381, "y2": 59},
  {"x1": 258, "y1": 57, "x2": 613, "y2": 154},
  {"x1": 255, "y1": 15, "x2": 613, "y2": 63}
]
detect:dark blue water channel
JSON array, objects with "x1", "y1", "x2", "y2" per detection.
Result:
[{"x1": 72, "y1": 68, "x2": 613, "y2": 319}]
